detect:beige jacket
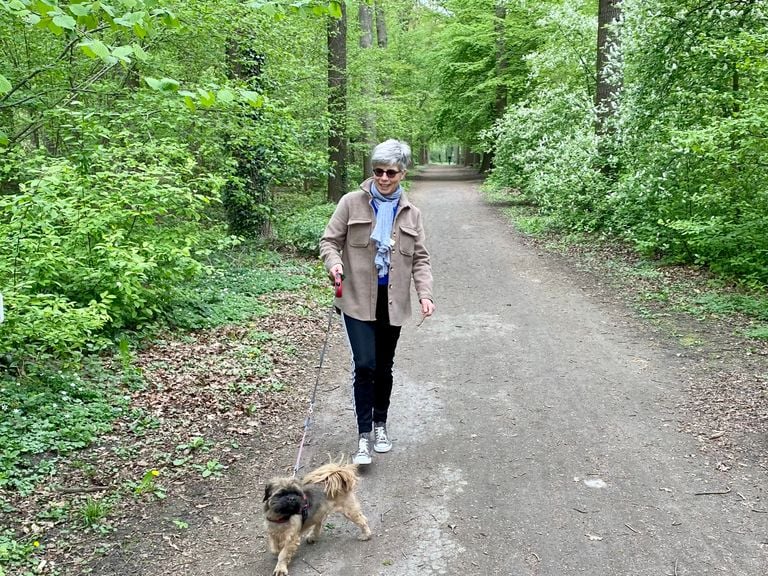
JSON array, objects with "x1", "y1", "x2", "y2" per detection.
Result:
[{"x1": 319, "y1": 178, "x2": 433, "y2": 326}]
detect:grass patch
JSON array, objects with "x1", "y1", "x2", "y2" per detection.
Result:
[
  {"x1": 496, "y1": 202, "x2": 559, "y2": 237},
  {"x1": 745, "y1": 325, "x2": 768, "y2": 340},
  {"x1": 480, "y1": 185, "x2": 534, "y2": 207},
  {"x1": 680, "y1": 293, "x2": 768, "y2": 322},
  {"x1": 605, "y1": 260, "x2": 663, "y2": 280}
]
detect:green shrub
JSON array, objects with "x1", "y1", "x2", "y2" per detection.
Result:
[
  {"x1": 275, "y1": 202, "x2": 335, "y2": 256},
  {"x1": 0, "y1": 142, "x2": 223, "y2": 365},
  {"x1": 0, "y1": 289, "x2": 111, "y2": 370}
]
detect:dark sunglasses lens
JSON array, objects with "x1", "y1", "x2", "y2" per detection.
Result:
[{"x1": 374, "y1": 169, "x2": 399, "y2": 177}]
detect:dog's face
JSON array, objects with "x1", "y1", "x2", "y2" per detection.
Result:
[
  {"x1": 263, "y1": 478, "x2": 306, "y2": 518},
  {"x1": 263, "y1": 463, "x2": 371, "y2": 576}
]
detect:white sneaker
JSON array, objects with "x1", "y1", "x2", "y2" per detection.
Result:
[
  {"x1": 353, "y1": 434, "x2": 372, "y2": 465},
  {"x1": 373, "y1": 423, "x2": 392, "y2": 453}
]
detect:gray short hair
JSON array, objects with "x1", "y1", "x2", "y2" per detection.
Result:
[{"x1": 371, "y1": 139, "x2": 411, "y2": 171}]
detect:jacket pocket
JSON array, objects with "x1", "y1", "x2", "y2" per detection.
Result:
[
  {"x1": 348, "y1": 219, "x2": 372, "y2": 247},
  {"x1": 398, "y1": 225, "x2": 417, "y2": 256}
]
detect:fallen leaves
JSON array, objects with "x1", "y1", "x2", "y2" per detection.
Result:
[{"x1": 3, "y1": 290, "x2": 332, "y2": 575}]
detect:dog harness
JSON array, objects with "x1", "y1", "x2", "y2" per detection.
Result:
[{"x1": 270, "y1": 495, "x2": 310, "y2": 525}]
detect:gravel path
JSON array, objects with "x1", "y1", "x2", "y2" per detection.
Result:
[
  {"x1": 279, "y1": 165, "x2": 767, "y2": 576},
  {"x1": 116, "y1": 165, "x2": 766, "y2": 576}
]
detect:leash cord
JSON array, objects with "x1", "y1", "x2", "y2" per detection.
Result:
[{"x1": 292, "y1": 305, "x2": 335, "y2": 477}]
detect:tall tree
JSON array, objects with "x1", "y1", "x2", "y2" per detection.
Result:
[
  {"x1": 375, "y1": 0, "x2": 388, "y2": 48},
  {"x1": 223, "y1": 38, "x2": 272, "y2": 237},
  {"x1": 359, "y1": 1, "x2": 376, "y2": 178},
  {"x1": 595, "y1": 0, "x2": 622, "y2": 136},
  {"x1": 483, "y1": 0, "x2": 509, "y2": 172},
  {"x1": 328, "y1": 1, "x2": 349, "y2": 201}
]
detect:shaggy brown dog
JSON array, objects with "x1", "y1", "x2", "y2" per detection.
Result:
[{"x1": 263, "y1": 460, "x2": 371, "y2": 575}]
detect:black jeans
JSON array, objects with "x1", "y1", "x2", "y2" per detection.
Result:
[{"x1": 343, "y1": 285, "x2": 402, "y2": 434}]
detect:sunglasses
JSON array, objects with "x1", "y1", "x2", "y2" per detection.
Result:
[{"x1": 372, "y1": 168, "x2": 402, "y2": 178}]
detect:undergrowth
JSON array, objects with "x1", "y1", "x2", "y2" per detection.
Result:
[{"x1": 0, "y1": 195, "x2": 329, "y2": 573}]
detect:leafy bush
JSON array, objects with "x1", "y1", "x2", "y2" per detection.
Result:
[
  {"x1": 490, "y1": 87, "x2": 610, "y2": 233},
  {"x1": 0, "y1": 141, "x2": 223, "y2": 366},
  {"x1": 609, "y1": 0, "x2": 768, "y2": 284},
  {"x1": 487, "y1": 4, "x2": 611, "y2": 234},
  {"x1": 0, "y1": 290, "x2": 110, "y2": 370},
  {"x1": 488, "y1": 0, "x2": 768, "y2": 288}
]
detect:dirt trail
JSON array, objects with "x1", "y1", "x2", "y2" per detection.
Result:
[{"x1": 127, "y1": 166, "x2": 765, "y2": 575}]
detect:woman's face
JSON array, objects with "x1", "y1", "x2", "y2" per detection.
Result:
[{"x1": 372, "y1": 163, "x2": 405, "y2": 196}]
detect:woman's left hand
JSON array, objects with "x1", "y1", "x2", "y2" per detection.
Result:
[{"x1": 420, "y1": 298, "x2": 435, "y2": 317}]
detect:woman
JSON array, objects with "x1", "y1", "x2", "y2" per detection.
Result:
[{"x1": 320, "y1": 139, "x2": 435, "y2": 465}]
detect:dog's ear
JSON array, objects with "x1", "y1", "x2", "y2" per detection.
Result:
[{"x1": 263, "y1": 481, "x2": 274, "y2": 502}]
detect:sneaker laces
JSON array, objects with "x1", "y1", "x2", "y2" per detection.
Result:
[
  {"x1": 357, "y1": 435, "x2": 370, "y2": 453},
  {"x1": 374, "y1": 426, "x2": 388, "y2": 444}
]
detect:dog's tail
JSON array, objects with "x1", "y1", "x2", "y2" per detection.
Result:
[{"x1": 302, "y1": 457, "x2": 359, "y2": 499}]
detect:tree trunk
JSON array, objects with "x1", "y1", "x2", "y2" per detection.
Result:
[
  {"x1": 595, "y1": 0, "x2": 622, "y2": 137},
  {"x1": 494, "y1": 2, "x2": 508, "y2": 119},
  {"x1": 419, "y1": 142, "x2": 429, "y2": 165},
  {"x1": 359, "y1": 3, "x2": 376, "y2": 179},
  {"x1": 375, "y1": 0, "x2": 388, "y2": 48},
  {"x1": 486, "y1": 1, "x2": 509, "y2": 172},
  {"x1": 223, "y1": 36, "x2": 271, "y2": 237},
  {"x1": 327, "y1": 3, "x2": 348, "y2": 202}
]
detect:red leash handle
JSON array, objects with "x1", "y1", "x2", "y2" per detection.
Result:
[{"x1": 334, "y1": 272, "x2": 343, "y2": 298}]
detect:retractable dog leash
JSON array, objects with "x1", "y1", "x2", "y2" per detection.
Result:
[{"x1": 291, "y1": 272, "x2": 343, "y2": 478}]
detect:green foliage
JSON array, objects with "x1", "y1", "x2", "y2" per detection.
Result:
[
  {"x1": 490, "y1": 88, "x2": 610, "y2": 232},
  {"x1": 132, "y1": 468, "x2": 165, "y2": 499},
  {"x1": 0, "y1": 529, "x2": 39, "y2": 568},
  {"x1": 414, "y1": 0, "x2": 538, "y2": 148},
  {"x1": 487, "y1": 0, "x2": 768, "y2": 287},
  {"x1": 195, "y1": 459, "x2": 224, "y2": 478},
  {"x1": 0, "y1": 0, "x2": 180, "y2": 148},
  {"x1": 746, "y1": 326, "x2": 768, "y2": 341},
  {"x1": 683, "y1": 293, "x2": 768, "y2": 322},
  {"x1": 248, "y1": 0, "x2": 343, "y2": 20},
  {"x1": 79, "y1": 496, "x2": 110, "y2": 528},
  {"x1": 0, "y1": 139, "x2": 220, "y2": 366},
  {"x1": 610, "y1": 0, "x2": 768, "y2": 283},
  {"x1": 505, "y1": 211, "x2": 559, "y2": 236},
  {"x1": 273, "y1": 191, "x2": 335, "y2": 255},
  {"x1": 0, "y1": 369, "x2": 127, "y2": 495},
  {"x1": 166, "y1": 248, "x2": 316, "y2": 330},
  {"x1": 488, "y1": 2, "x2": 608, "y2": 232}
]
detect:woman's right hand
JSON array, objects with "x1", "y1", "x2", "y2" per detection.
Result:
[{"x1": 329, "y1": 264, "x2": 343, "y2": 282}]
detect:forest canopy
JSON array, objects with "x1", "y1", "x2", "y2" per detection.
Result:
[{"x1": 1, "y1": 0, "x2": 766, "y2": 370}]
